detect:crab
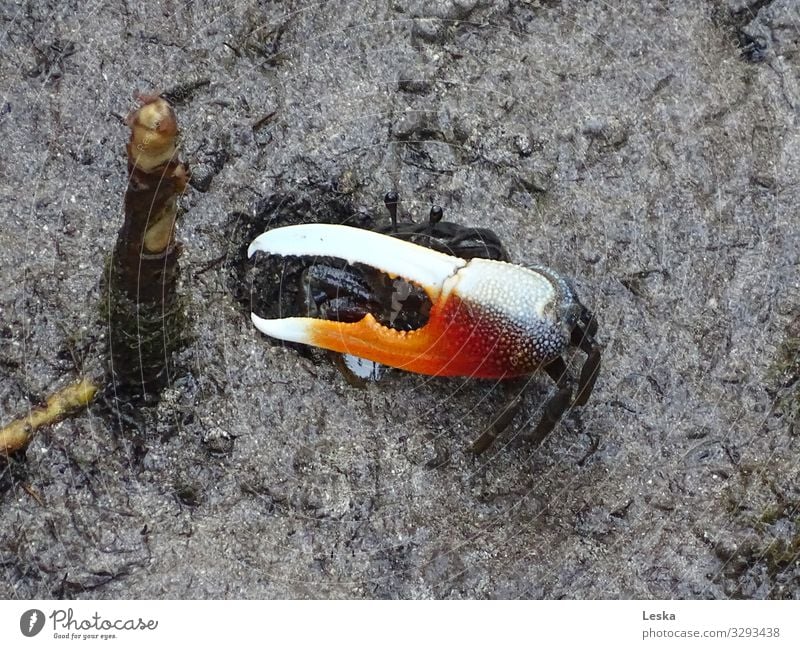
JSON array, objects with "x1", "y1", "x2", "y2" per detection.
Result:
[{"x1": 248, "y1": 194, "x2": 601, "y2": 453}]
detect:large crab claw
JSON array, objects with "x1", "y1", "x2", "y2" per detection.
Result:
[{"x1": 248, "y1": 224, "x2": 576, "y2": 379}]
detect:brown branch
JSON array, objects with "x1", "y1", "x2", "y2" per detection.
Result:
[
  {"x1": 0, "y1": 378, "x2": 98, "y2": 456},
  {"x1": 107, "y1": 94, "x2": 190, "y2": 396}
]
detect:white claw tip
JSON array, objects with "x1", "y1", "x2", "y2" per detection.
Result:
[{"x1": 251, "y1": 312, "x2": 315, "y2": 345}]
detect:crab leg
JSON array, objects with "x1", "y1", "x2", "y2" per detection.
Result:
[{"x1": 249, "y1": 224, "x2": 564, "y2": 379}]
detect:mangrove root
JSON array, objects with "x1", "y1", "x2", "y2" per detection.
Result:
[{"x1": 107, "y1": 94, "x2": 190, "y2": 397}]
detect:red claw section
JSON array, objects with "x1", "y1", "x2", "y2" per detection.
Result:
[{"x1": 306, "y1": 294, "x2": 534, "y2": 379}]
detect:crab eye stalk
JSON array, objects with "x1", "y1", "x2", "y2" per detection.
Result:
[
  {"x1": 429, "y1": 205, "x2": 444, "y2": 227},
  {"x1": 383, "y1": 191, "x2": 399, "y2": 231}
]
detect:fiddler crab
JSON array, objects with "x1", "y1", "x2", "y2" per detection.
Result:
[{"x1": 248, "y1": 193, "x2": 601, "y2": 453}]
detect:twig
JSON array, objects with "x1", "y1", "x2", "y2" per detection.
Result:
[{"x1": 0, "y1": 378, "x2": 98, "y2": 456}]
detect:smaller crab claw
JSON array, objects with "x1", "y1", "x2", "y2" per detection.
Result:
[{"x1": 249, "y1": 224, "x2": 575, "y2": 379}]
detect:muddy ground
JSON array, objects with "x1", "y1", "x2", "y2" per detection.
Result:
[{"x1": 1, "y1": 0, "x2": 798, "y2": 599}]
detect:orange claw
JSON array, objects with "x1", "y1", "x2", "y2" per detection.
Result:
[
  {"x1": 254, "y1": 294, "x2": 512, "y2": 378},
  {"x1": 249, "y1": 224, "x2": 580, "y2": 379}
]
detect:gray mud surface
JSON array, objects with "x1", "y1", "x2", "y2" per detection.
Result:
[{"x1": 1, "y1": 0, "x2": 799, "y2": 599}]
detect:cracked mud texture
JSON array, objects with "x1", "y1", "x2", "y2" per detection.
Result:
[{"x1": 1, "y1": 0, "x2": 798, "y2": 599}]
